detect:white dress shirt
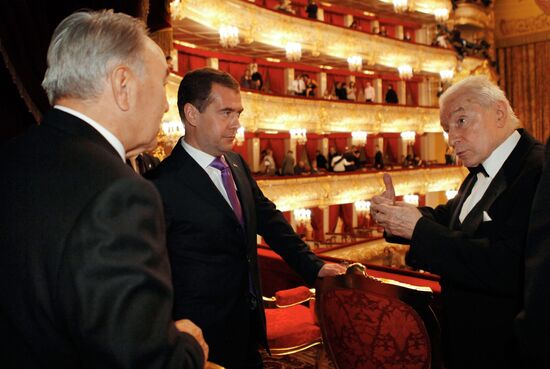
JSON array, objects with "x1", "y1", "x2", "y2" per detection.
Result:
[
  {"x1": 54, "y1": 105, "x2": 126, "y2": 161},
  {"x1": 459, "y1": 130, "x2": 521, "y2": 222},
  {"x1": 181, "y1": 140, "x2": 235, "y2": 209}
]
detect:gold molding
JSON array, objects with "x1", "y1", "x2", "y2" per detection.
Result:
[
  {"x1": 450, "y1": 3, "x2": 493, "y2": 29},
  {"x1": 172, "y1": 0, "x2": 458, "y2": 74},
  {"x1": 256, "y1": 167, "x2": 467, "y2": 211},
  {"x1": 164, "y1": 74, "x2": 442, "y2": 134}
]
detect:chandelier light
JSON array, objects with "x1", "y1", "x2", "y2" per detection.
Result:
[
  {"x1": 445, "y1": 189, "x2": 458, "y2": 200},
  {"x1": 218, "y1": 25, "x2": 239, "y2": 48},
  {"x1": 397, "y1": 64, "x2": 413, "y2": 80},
  {"x1": 434, "y1": 8, "x2": 450, "y2": 23},
  {"x1": 403, "y1": 194, "x2": 419, "y2": 206},
  {"x1": 392, "y1": 0, "x2": 408, "y2": 13},
  {"x1": 293, "y1": 208, "x2": 311, "y2": 225},
  {"x1": 354, "y1": 200, "x2": 371, "y2": 214},
  {"x1": 234, "y1": 127, "x2": 245, "y2": 146},
  {"x1": 400, "y1": 130, "x2": 416, "y2": 144},
  {"x1": 290, "y1": 128, "x2": 307, "y2": 144},
  {"x1": 439, "y1": 69, "x2": 454, "y2": 84},
  {"x1": 285, "y1": 42, "x2": 302, "y2": 62},
  {"x1": 351, "y1": 131, "x2": 368, "y2": 146},
  {"x1": 347, "y1": 55, "x2": 363, "y2": 72}
]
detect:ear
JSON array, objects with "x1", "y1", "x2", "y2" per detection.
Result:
[
  {"x1": 110, "y1": 66, "x2": 132, "y2": 111},
  {"x1": 495, "y1": 101, "x2": 507, "y2": 127},
  {"x1": 183, "y1": 103, "x2": 199, "y2": 127}
]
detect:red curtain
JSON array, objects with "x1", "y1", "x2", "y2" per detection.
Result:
[
  {"x1": 328, "y1": 133, "x2": 350, "y2": 154},
  {"x1": 328, "y1": 204, "x2": 353, "y2": 233},
  {"x1": 383, "y1": 133, "x2": 400, "y2": 164},
  {"x1": 263, "y1": 65, "x2": 285, "y2": 95},
  {"x1": 260, "y1": 137, "x2": 286, "y2": 166},
  {"x1": 232, "y1": 142, "x2": 248, "y2": 162},
  {"x1": 218, "y1": 60, "x2": 248, "y2": 84},
  {"x1": 310, "y1": 207, "x2": 324, "y2": 242},
  {"x1": 177, "y1": 53, "x2": 207, "y2": 75},
  {"x1": 324, "y1": 11, "x2": 345, "y2": 26},
  {"x1": 406, "y1": 81, "x2": 419, "y2": 106},
  {"x1": 329, "y1": 205, "x2": 340, "y2": 233},
  {"x1": 413, "y1": 133, "x2": 422, "y2": 157},
  {"x1": 404, "y1": 27, "x2": 416, "y2": 42}
]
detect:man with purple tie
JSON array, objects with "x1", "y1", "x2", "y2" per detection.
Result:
[
  {"x1": 370, "y1": 76, "x2": 543, "y2": 369},
  {"x1": 145, "y1": 68, "x2": 345, "y2": 369}
]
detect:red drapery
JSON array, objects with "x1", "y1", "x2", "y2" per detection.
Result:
[
  {"x1": 328, "y1": 133, "x2": 350, "y2": 154},
  {"x1": 310, "y1": 207, "x2": 324, "y2": 242},
  {"x1": 383, "y1": 133, "x2": 400, "y2": 164},
  {"x1": 406, "y1": 81, "x2": 419, "y2": 106},
  {"x1": 177, "y1": 53, "x2": 207, "y2": 75},
  {"x1": 328, "y1": 204, "x2": 353, "y2": 233},
  {"x1": 260, "y1": 134, "x2": 287, "y2": 166}
]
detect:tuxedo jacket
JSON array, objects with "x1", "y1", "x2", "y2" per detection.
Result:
[
  {"x1": 145, "y1": 139, "x2": 324, "y2": 367},
  {"x1": 0, "y1": 109, "x2": 203, "y2": 369},
  {"x1": 515, "y1": 137, "x2": 550, "y2": 369},
  {"x1": 402, "y1": 129, "x2": 543, "y2": 369}
]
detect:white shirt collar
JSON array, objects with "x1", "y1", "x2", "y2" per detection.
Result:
[
  {"x1": 181, "y1": 139, "x2": 217, "y2": 168},
  {"x1": 54, "y1": 105, "x2": 126, "y2": 161},
  {"x1": 482, "y1": 130, "x2": 521, "y2": 178}
]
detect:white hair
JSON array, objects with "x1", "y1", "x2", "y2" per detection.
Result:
[
  {"x1": 42, "y1": 9, "x2": 149, "y2": 104},
  {"x1": 439, "y1": 75, "x2": 520, "y2": 128}
]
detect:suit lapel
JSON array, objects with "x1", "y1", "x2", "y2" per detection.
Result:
[{"x1": 171, "y1": 141, "x2": 242, "y2": 225}]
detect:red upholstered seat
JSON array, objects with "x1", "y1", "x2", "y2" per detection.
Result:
[{"x1": 316, "y1": 270, "x2": 442, "y2": 369}]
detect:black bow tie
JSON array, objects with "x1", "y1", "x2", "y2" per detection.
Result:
[{"x1": 468, "y1": 164, "x2": 489, "y2": 177}]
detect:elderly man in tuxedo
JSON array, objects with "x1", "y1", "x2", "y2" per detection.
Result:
[
  {"x1": 0, "y1": 10, "x2": 207, "y2": 368},
  {"x1": 146, "y1": 68, "x2": 345, "y2": 369},
  {"x1": 371, "y1": 76, "x2": 543, "y2": 369}
]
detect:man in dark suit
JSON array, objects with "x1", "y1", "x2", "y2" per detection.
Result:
[
  {"x1": 0, "y1": 10, "x2": 207, "y2": 368},
  {"x1": 145, "y1": 68, "x2": 345, "y2": 369},
  {"x1": 371, "y1": 76, "x2": 543, "y2": 369},
  {"x1": 515, "y1": 137, "x2": 550, "y2": 369}
]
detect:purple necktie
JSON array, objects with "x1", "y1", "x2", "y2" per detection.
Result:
[{"x1": 210, "y1": 156, "x2": 244, "y2": 225}]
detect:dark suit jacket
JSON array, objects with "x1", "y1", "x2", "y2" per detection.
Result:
[
  {"x1": 393, "y1": 130, "x2": 543, "y2": 369},
  {"x1": 145, "y1": 139, "x2": 324, "y2": 368},
  {"x1": 515, "y1": 137, "x2": 550, "y2": 369},
  {"x1": 0, "y1": 109, "x2": 203, "y2": 369}
]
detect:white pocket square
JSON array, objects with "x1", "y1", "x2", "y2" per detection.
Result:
[{"x1": 483, "y1": 211, "x2": 492, "y2": 222}]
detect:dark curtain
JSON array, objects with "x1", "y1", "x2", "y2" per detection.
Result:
[
  {"x1": 310, "y1": 207, "x2": 324, "y2": 242},
  {"x1": 0, "y1": 0, "x2": 148, "y2": 143}
]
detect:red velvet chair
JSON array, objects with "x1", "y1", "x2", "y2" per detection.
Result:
[
  {"x1": 316, "y1": 266, "x2": 442, "y2": 369},
  {"x1": 264, "y1": 286, "x2": 325, "y2": 364}
]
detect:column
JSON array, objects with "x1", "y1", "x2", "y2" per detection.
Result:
[
  {"x1": 206, "y1": 57, "x2": 219, "y2": 69},
  {"x1": 317, "y1": 8, "x2": 324, "y2": 21},
  {"x1": 395, "y1": 25, "x2": 404, "y2": 40},
  {"x1": 344, "y1": 15, "x2": 353, "y2": 28},
  {"x1": 318, "y1": 72, "x2": 327, "y2": 98},
  {"x1": 321, "y1": 137, "x2": 329, "y2": 157},
  {"x1": 322, "y1": 206, "x2": 329, "y2": 238},
  {"x1": 418, "y1": 77, "x2": 429, "y2": 106},
  {"x1": 373, "y1": 78, "x2": 383, "y2": 103},
  {"x1": 421, "y1": 132, "x2": 446, "y2": 163},
  {"x1": 371, "y1": 20, "x2": 380, "y2": 33},
  {"x1": 415, "y1": 25, "x2": 429, "y2": 45},
  {"x1": 284, "y1": 67, "x2": 295, "y2": 96},
  {"x1": 397, "y1": 80, "x2": 406, "y2": 105},
  {"x1": 248, "y1": 137, "x2": 261, "y2": 173}
]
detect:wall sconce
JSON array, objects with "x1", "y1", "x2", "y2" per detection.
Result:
[
  {"x1": 354, "y1": 200, "x2": 371, "y2": 214},
  {"x1": 351, "y1": 131, "x2": 368, "y2": 146},
  {"x1": 400, "y1": 130, "x2": 416, "y2": 145},
  {"x1": 439, "y1": 69, "x2": 454, "y2": 84},
  {"x1": 290, "y1": 128, "x2": 307, "y2": 144},
  {"x1": 434, "y1": 8, "x2": 450, "y2": 23},
  {"x1": 445, "y1": 189, "x2": 458, "y2": 200},
  {"x1": 219, "y1": 25, "x2": 239, "y2": 48},
  {"x1": 234, "y1": 127, "x2": 245, "y2": 146},
  {"x1": 393, "y1": 0, "x2": 408, "y2": 13}
]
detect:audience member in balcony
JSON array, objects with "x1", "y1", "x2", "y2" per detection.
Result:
[
  {"x1": 322, "y1": 88, "x2": 335, "y2": 100},
  {"x1": 328, "y1": 146, "x2": 338, "y2": 171},
  {"x1": 379, "y1": 25, "x2": 387, "y2": 36},
  {"x1": 304, "y1": 74, "x2": 318, "y2": 97},
  {"x1": 445, "y1": 145, "x2": 456, "y2": 164},
  {"x1": 370, "y1": 75, "x2": 544, "y2": 369},
  {"x1": 346, "y1": 81, "x2": 357, "y2": 101},
  {"x1": 260, "y1": 148, "x2": 277, "y2": 175},
  {"x1": 294, "y1": 160, "x2": 309, "y2": 175},
  {"x1": 166, "y1": 55, "x2": 174, "y2": 72},
  {"x1": 349, "y1": 20, "x2": 362, "y2": 31},
  {"x1": 331, "y1": 152, "x2": 351, "y2": 172},
  {"x1": 305, "y1": 0, "x2": 318, "y2": 19},
  {"x1": 240, "y1": 68, "x2": 252, "y2": 89},
  {"x1": 404, "y1": 31, "x2": 412, "y2": 41},
  {"x1": 0, "y1": 10, "x2": 208, "y2": 368},
  {"x1": 310, "y1": 160, "x2": 320, "y2": 174},
  {"x1": 335, "y1": 81, "x2": 348, "y2": 100},
  {"x1": 145, "y1": 68, "x2": 346, "y2": 369},
  {"x1": 281, "y1": 149, "x2": 296, "y2": 175},
  {"x1": 385, "y1": 84, "x2": 398, "y2": 104},
  {"x1": 251, "y1": 72, "x2": 263, "y2": 91},
  {"x1": 274, "y1": 0, "x2": 296, "y2": 14},
  {"x1": 374, "y1": 145, "x2": 384, "y2": 169},
  {"x1": 291, "y1": 74, "x2": 306, "y2": 96},
  {"x1": 316, "y1": 150, "x2": 328, "y2": 170},
  {"x1": 412, "y1": 155, "x2": 423, "y2": 167},
  {"x1": 364, "y1": 81, "x2": 375, "y2": 102}
]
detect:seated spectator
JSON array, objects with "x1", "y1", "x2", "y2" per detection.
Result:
[
  {"x1": 315, "y1": 150, "x2": 328, "y2": 170},
  {"x1": 385, "y1": 84, "x2": 398, "y2": 104},
  {"x1": 251, "y1": 68, "x2": 263, "y2": 91},
  {"x1": 310, "y1": 161, "x2": 320, "y2": 174},
  {"x1": 291, "y1": 74, "x2": 306, "y2": 96},
  {"x1": 240, "y1": 68, "x2": 252, "y2": 89},
  {"x1": 304, "y1": 74, "x2": 318, "y2": 97},
  {"x1": 402, "y1": 154, "x2": 413, "y2": 167},
  {"x1": 261, "y1": 148, "x2": 277, "y2": 175},
  {"x1": 294, "y1": 160, "x2": 309, "y2": 175},
  {"x1": 322, "y1": 88, "x2": 335, "y2": 100},
  {"x1": 413, "y1": 155, "x2": 423, "y2": 167},
  {"x1": 274, "y1": 0, "x2": 296, "y2": 14},
  {"x1": 364, "y1": 81, "x2": 375, "y2": 102},
  {"x1": 346, "y1": 81, "x2": 357, "y2": 101},
  {"x1": 280, "y1": 150, "x2": 295, "y2": 175},
  {"x1": 305, "y1": 0, "x2": 318, "y2": 19},
  {"x1": 331, "y1": 152, "x2": 351, "y2": 172},
  {"x1": 380, "y1": 25, "x2": 387, "y2": 36},
  {"x1": 404, "y1": 31, "x2": 412, "y2": 41},
  {"x1": 335, "y1": 82, "x2": 348, "y2": 100}
]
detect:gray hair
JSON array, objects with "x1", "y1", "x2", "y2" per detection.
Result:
[
  {"x1": 42, "y1": 9, "x2": 149, "y2": 104},
  {"x1": 439, "y1": 75, "x2": 520, "y2": 127}
]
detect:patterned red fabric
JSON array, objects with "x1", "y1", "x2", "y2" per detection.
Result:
[
  {"x1": 321, "y1": 289, "x2": 430, "y2": 369},
  {"x1": 265, "y1": 305, "x2": 321, "y2": 349},
  {"x1": 275, "y1": 286, "x2": 311, "y2": 306}
]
